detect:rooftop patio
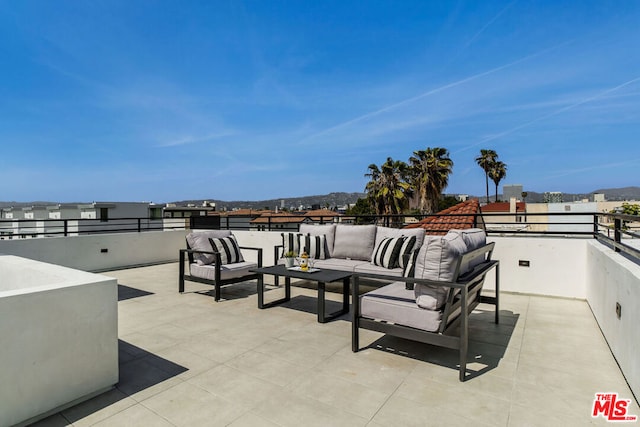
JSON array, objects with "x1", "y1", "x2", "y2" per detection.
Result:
[{"x1": 32, "y1": 261, "x2": 638, "y2": 426}]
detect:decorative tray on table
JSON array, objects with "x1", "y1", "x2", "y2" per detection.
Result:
[{"x1": 286, "y1": 266, "x2": 321, "y2": 273}]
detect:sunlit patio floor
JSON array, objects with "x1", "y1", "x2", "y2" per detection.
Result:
[{"x1": 34, "y1": 262, "x2": 639, "y2": 426}]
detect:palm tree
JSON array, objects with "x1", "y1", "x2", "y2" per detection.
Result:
[
  {"x1": 365, "y1": 157, "x2": 411, "y2": 220},
  {"x1": 409, "y1": 147, "x2": 454, "y2": 214},
  {"x1": 475, "y1": 149, "x2": 497, "y2": 203},
  {"x1": 365, "y1": 163, "x2": 383, "y2": 216},
  {"x1": 488, "y1": 161, "x2": 507, "y2": 202}
]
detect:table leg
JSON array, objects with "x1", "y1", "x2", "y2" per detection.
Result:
[
  {"x1": 342, "y1": 277, "x2": 350, "y2": 312},
  {"x1": 318, "y1": 281, "x2": 326, "y2": 323},
  {"x1": 257, "y1": 275, "x2": 265, "y2": 308},
  {"x1": 258, "y1": 274, "x2": 291, "y2": 309},
  {"x1": 318, "y1": 279, "x2": 351, "y2": 323}
]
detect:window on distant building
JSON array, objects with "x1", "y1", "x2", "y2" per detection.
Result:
[
  {"x1": 150, "y1": 208, "x2": 162, "y2": 220},
  {"x1": 100, "y1": 208, "x2": 109, "y2": 222}
]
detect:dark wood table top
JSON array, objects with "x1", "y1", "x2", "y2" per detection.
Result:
[{"x1": 252, "y1": 264, "x2": 352, "y2": 283}]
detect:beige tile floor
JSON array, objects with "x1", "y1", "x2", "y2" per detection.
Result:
[{"x1": 33, "y1": 263, "x2": 638, "y2": 426}]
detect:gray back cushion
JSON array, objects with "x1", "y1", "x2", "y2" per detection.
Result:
[
  {"x1": 413, "y1": 233, "x2": 468, "y2": 310},
  {"x1": 299, "y1": 224, "x2": 336, "y2": 257},
  {"x1": 331, "y1": 224, "x2": 377, "y2": 261},
  {"x1": 447, "y1": 228, "x2": 487, "y2": 272},
  {"x1": 186, "y1": 230, "x2": 233, "y2": 265}
]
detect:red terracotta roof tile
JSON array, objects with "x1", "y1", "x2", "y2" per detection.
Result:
[
  {"x1": 481, "y1": 202, "x2": 526, "y2": 212},
  {"x1": 304, "y1": 208, "x2": 341, "y2": 221},
  {"x1": 250, "y1": 212, "x2": 307, "y2": 224},
  {"x1": 403, "y1": 199, "x2": 482, "y2": 235}
]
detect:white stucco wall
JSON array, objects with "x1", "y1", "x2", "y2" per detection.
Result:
[
  {"x1": 486, "y1": 236, "x2": 588, "y2": 298},
  {"x1": 586, "y1": 241, "x2": 640, "y2": 401},
  {"x1": 233, "y1": 230, "x2": 284, "y2": 266},
  {"x1": 0, "y1": 230, "x2": 595, "y2": 299},
  {"x1": 0, "y1": 255, "x2": 118, "y2": 426},
  {"x1": 0, "y1": 230, "x2": 188, "y2": 272}
]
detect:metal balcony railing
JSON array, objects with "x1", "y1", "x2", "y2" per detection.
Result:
[{"x1": 2, "y1": 211, "x2": 638, "y2": 264}]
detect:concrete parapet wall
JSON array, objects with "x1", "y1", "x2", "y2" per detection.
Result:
[
  {"x1": 486, "y1": 236, "x2": 588, "y2": 298},
  {"x1": 586, "y1": 241, "x2": 640, "y2": 401},
  {"x1": 0, "y1": 255, "x2": 118, "y2": 426},
  {"x1": 0, "y1": 230, "x2": 188, "y2": 272}
]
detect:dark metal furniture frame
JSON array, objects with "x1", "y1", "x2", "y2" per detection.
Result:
[
  {"x1": 352, "y1": 242, "x2": 499, "y2": 381},
  {"x1": 179, "y1": 243, "x2": 263, "y2": 301},
  {"x1": 252, "y1": 264, "x2": 351, "y2": 323}
]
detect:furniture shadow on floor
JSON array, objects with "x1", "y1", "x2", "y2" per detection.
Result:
[
  {"x1": 276, "y1": 294, "x2": 350, "y2": 320},
  {"x1": 45, "y1": 341, "x2": 188, "y2": 425},
  {"x1": 118, "y1": 284, "x2": 154, "y2": 301},
  {"x1": 361, "y1": 309, "x2": 520, "y2": 380},
  {"x1": 190, "y1": 281, "x2": 260, "y2": 301}
]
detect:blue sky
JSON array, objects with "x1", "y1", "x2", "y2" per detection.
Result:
[{"x1": 1, "y1": 1, "x2": 639, "y2": 203}]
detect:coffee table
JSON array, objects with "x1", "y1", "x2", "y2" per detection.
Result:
[{"x1": 252, "y1": 265, "x2": 351, "y2": 323}]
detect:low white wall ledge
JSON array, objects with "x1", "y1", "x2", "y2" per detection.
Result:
[{"x1": 0, "y1": 255, "x2": 119, "y2": 427}]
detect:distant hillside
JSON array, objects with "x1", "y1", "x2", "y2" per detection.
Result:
[
  {"x1": 173, "y1": 192, "x2": 366, "y2": 211},
  {"x1": 3, "y1": 187, "x2": 638, "y2": 211},
  {"x1": 591, "y1": 186, "x2": 640, "y2": 201}
]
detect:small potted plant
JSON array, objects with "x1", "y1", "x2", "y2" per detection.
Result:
[{"x1": 283, "y1": 250, "x2": 297, "y2": 268}]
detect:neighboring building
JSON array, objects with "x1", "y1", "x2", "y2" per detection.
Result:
[
  {"x1": 521, "y1": 203, "x2": 550, "y2": 232},
  {"x1": 547, "y1": 201, "x2": 597, "y2": 233},
  {"x1": 221, "y1": 209, "x2": 270, "y2": 230},
  {"x1": 303, "y1": 208, "x2": 341, "y2": 224},
  {"x1": 503, "y1": 184, "x2": 523, "y2": 202},
  {"x1": 163, "y1": 204, "x2": 214, "y2": 218},
  {"x1": 593, "y1": 193, "x2": 606, "y2": 202},
  {"x1": 544, "y1": 192, "x2": 563, "y2": 203},
  {"x1": 0, "y1": 202, "x2": 165, "y2": 238},
  {"x1": 249, "y1": 212, "x2": 308, "y2": 231},
  {"x1": 482, "y1": 199, "x2": 528, "y2": 232},
  {"x1": 405, "y1": 199, "x2": 482, "y2": 234}
]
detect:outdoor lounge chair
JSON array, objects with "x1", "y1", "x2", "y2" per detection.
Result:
[
  {"x1": 352, "y1": 230, "x2": 499, "y2": 381},
  {"x1": 179, "y1": 230, "x2": 263, "y2": 301}
]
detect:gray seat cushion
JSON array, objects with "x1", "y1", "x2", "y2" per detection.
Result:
[
  {"x1": 361, "y1": 282, "x2": 442, "y2": 332},
  {"x1": 313, "y1": 258, "x2": 362, "y2": 272},
  {"x1": 354, "y1": 262, "x2": 403, "y2": 277},
  {"x1": 189, "y1": 261, "x2": 258, "y2": 281}
]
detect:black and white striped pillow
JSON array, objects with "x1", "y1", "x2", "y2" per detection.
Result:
[
  {"x1": 208, "y1": 236, "x2": 244, "y2": 264},
  {"x1": 403, "y1": 248, "x2": 419, "y2": 278},
  {"x1": 372, "y1": 236, "x2": 405, "y2": 269},
  {"x1": 301, "y1": 234, "x2": 327, "y2": 259},
  {"x1": 281, "y1": 232, "x2": 302, "y2": 256},
  {"x1": 398, "y1": 235, "x2": 417, "y2": 269}
]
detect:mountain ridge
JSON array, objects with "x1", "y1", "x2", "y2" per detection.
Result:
[{"x1": 2, "y1": 187, "x2": 639, "y2": 210}]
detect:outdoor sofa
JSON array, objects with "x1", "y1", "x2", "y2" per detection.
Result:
[
  {"x1": 179, "y1": 230, "x2": 263, "y2": 301},
  {"x1": 275, "y1": 223, "x2": 427, "y2": 277}
]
